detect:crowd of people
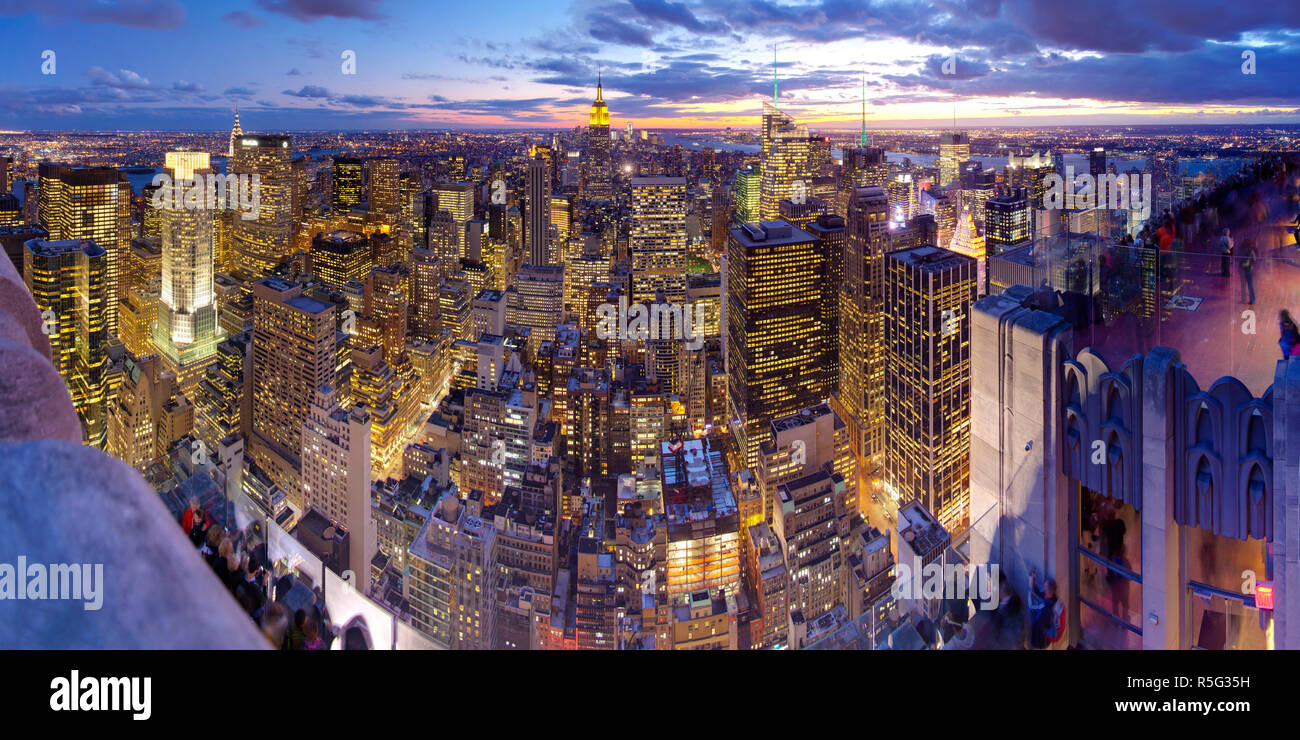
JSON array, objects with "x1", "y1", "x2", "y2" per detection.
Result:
[
  {"x1": 1085, "y1": 154, "x2": 1299, "y2": 345},
  {"x1": 967, "y1": 156, "x2": 1300, "y2": 650},
  {"x1": 180, "y1": 497, "x2": 371, "y2": 650}
]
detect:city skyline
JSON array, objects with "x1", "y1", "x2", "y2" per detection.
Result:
[
  {"x1": 2, "y1": 1, "x2": 1298, "y2": 131},
  {"x1": 3, "y1": 0, "x2": 1300, "y2": 662}
]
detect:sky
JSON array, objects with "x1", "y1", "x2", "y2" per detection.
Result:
[{"x1": 1, "y1": 0, "x2": 1298, "y2": 131}]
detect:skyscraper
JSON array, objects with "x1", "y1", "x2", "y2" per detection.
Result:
[
  {"x1": 0, "y1": 155, "x2": 12, "y2": 194},
  {"x1": 153, "y1": 151, "x2": 222, "y2": 396},
  {"x1": 24, "y1": 238, "x2": 109, "y2": 446},
  {"x1": 948, "y1": 206, "x2": 987, "y2": 295},
  {"x1": 760, "y1": 101, "x2": 793, "y2": 164},
  {"x1": 37, "y1": 165, "x2": 131, "y2": 338},
  {"x1": 231, "y1": 135, "x2": 293, "y2": 277},
  {"x1": 301, "y1": 383, "x2": 374, "y2": 582},
  {"x1": 886, "y1": 173, "x2": 918, "y2": 224},
  {"x1": 409, "y1": 245, "x2": 441, "y2": 341},
  {"x1": 883, "y1": 246, "x2": 975, "y2": 532},
  {"x1": 332, "y1": 157, "x2": 364, "y2": 215},
  {"x1": 1090, "y1": 147, "x2": 1107, "y2": 177},
  {"x1": 804, "y1": 214, "x2": 845, "y2": 396},
  {"x1": 311, "y1": 230, "x2": 372, "y2": 291},
  {"x1": 760, "y1": 112, "x2": 809, "y2": 221},
  {"x1": 773, "y1": 464, "x2": 851, "y2": 645},
  {"x1": 250, "y1": 277, "x2": 337, "y2": 496},
  {"x1": 726, "y1": 221, "x2": 833, "y2": 468},
  {"x1": 837, "y1": 146, "x2": 887, "y2": 219},
  {"x1": 833, "y1": 186, "x2": 890, "y2": 482},
  {"x1": 630, "y1": 176, "x2": 687, "y2": 304},
  {"x1": 120, "y1": 236, "x2": 161, "y2": 358},
  {"x1": 734, "y1": 166, "x2": 761, "y2": 223},
  {"x1": 448, "y1": 154, "x2": 466, "y2": 181},
  {"x1": 506, "y1": 263, "x2": 565, "y2": 350},
  {"x1": 463, "y1": 386, "x2": 536, "y2": 501},
  {"x1": 985, "y1": 186, "x2": 1030, "y2": 255},
  {"x1": 526, "y1": 153, "x2": 552, "y2": 266},
  {"x1": 106, "y1": 354, "x2": 192, "y2": 469},
  {"x1": 1006, "y1": 151, "x2": 1055, "y2": 211},
  {"x1": 938, "y1": 131, "x2": 970, "y2": 187},
  {"x1": 941, "y1": 131, "x2": 972, "y2": 187},
  {"x1": 194, "y1": 332, "x2": 249, "y2": 453},
  {"x1": 585, "y1": 75, "x2": 612, "y2": 201},
  {"x1": 227, "y1": 106, "x2": 242, "y2": 158},
  {"x1": 366, "y1": 158, "x2": 399, "y2": 217},
  {"x1": 428, "y1": 182, "x2": 474, "y2": 259}
]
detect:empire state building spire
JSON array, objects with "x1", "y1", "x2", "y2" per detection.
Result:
[
  {"x1": 228, "y1": 105, "x2": 243, "y2": 158},
  {"x1": 585, "y1": 73, "x2": 612, "y2": 200}
]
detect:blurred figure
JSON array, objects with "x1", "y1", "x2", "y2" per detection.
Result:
[
  {"x1": 1279, "y1": 310, "x2": 1300, "y2": 359},
  {"x1": 288, "y1": 609, "x2": 308, "y2": 650},
  {"x1": 980, "y1": 571, "x2": 1026, "y2": 649},
  {"x1": 302, "y1": 618, "x2": 325, "y2": 650},
  {"x1": 1029, "y1": 569, "x2": 1062, "y2": 649},
  {"x1": 260, "y1": 602, "x2": 290, "y2": 649},
  {"x1": 1218, "y1": 228, "x2": 1233, "y2": 276},
  {"x1": 1107, "y1": 542, "x2": 1132, "y2": 622},
  {"x1": 1238, "y1": 239, "x2": 1256, "y2": 305}
]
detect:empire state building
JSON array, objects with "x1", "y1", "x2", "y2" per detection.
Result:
[{"x1": 585, "y1": 75, "x2": 612, "y2": 201}]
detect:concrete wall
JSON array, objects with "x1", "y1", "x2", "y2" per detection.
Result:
[
  {"x1": 0, "y1": 249, "x2": 266, "y2": 649},
  {"x1": 970, "y1": 287, "x2": 1072, "y2": 612},
  {"x1": 971, "y1": 283, "x2": 1297, "y2": 649}
]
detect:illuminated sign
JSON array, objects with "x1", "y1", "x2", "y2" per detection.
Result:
[{"x1": 1255, "y1": 581, "x2": 1274, "y2": 610}]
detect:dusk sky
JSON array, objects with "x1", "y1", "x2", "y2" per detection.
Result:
[{"x1": 2, "y1": 0, "x2": 1298, "y2": 131}]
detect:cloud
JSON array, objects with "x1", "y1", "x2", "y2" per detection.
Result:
[
  {"x1": 86, "y1": 67, "x2": 153, "y2": 89},
  {"x1": 338, "y1": 94, "x2": 387, "y2": 107},
  {"x1": 172, "y1": 80, "x2": 203, "y2": 93},
  {"x1": 628, "y1": 0, "x2": 723, "y2": 33},
  {"x1": 222, "y1": 10, "x2": 263, "y2": 28},
  {"x1": 585, "y1": 12, "x2": 655, "y2": 47},
  {"x1": 224, "y1": 86, "x2": 257, "y2": 97},
  {"x1": 880, "y1": 44, "x2": 1300, "y2": 106},
  {"x1": 286, "y1": 68, "x2": 304, "y2": 76},
  {"x1": 0, "y1": 0, "x2": 188, "y2": 30},
  {"x1": 255, "y1": 0, "x2": 386, "y2": 23},
  {"x1": 282, "y1": 85, "x2": 332, "y2": 98}
]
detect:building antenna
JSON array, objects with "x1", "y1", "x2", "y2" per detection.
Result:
[
  {"x1": 861, "y1": 73, "x2": 868, "y2": 147},
  {"x1": 773, "y1": 44, "x2": 778, "y2": 111}
]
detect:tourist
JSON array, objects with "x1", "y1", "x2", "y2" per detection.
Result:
[
  {"x1": 1279, "y1": 310, "x2": 1300, "y2": 358},
  {"x1": 1218, "y1": 228, "x2": 1233, "y2": 276},
  {"x1": 1238, "y1": 239, "x2": 1257, "y2": 305}
]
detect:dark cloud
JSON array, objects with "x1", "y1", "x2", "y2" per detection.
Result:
[
  {"x1": 224, "y1": 87, "x2": 257, "y2": 97},
  {"x1": 0, "y1": 0, "x2": 188, "y2": 30},
  {"x1": 282, "y1": 85, "x2": 332, "y2": 98},
  {"x1": 255, "y1": 0, "x2": 386, "y2": 23},
  {"x1": 585, "y1": 12, "x2": 655, "y2": 47},
  {"x1": 628, "y1": 0, "x2": 724, "y2": 33},
  {"x1": 172, "y1": 80, "x2": 203, "y2": 93}
]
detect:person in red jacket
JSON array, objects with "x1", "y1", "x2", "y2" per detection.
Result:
[
  {"x1": 1155, "y1": 223, "x2": 1173, "y2": 251},
  {"x1": 180, "y1": 496, "x2": 209, "y2": 547}
]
